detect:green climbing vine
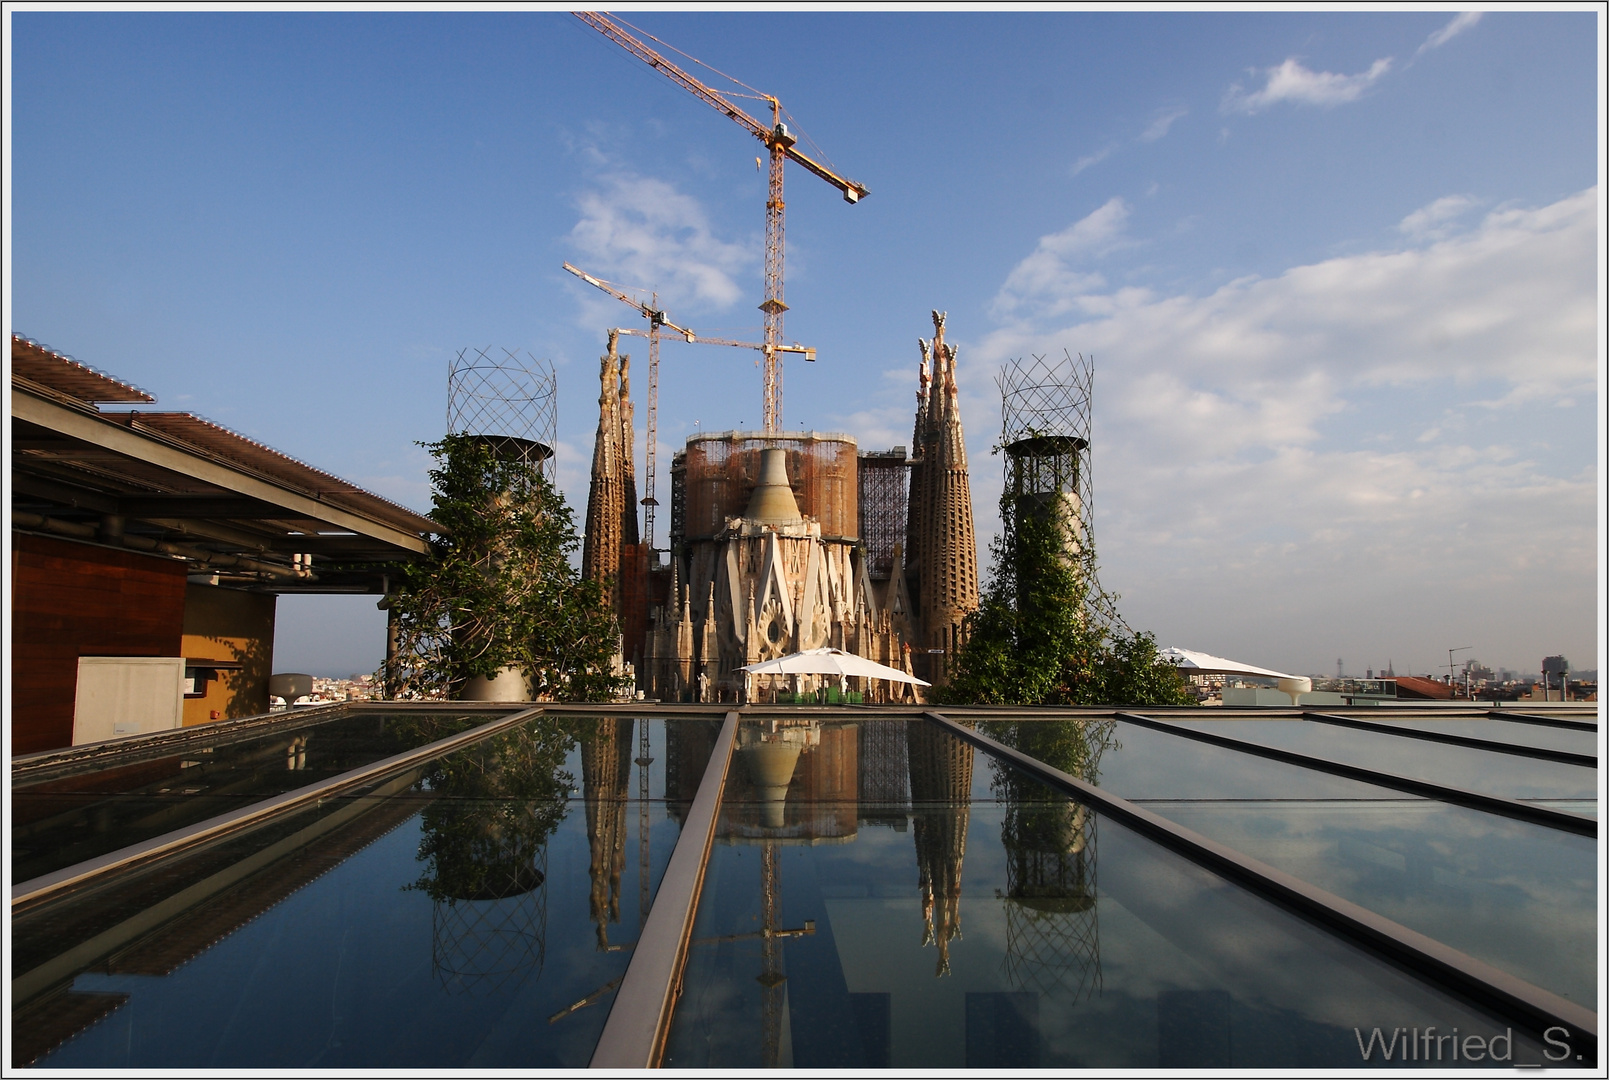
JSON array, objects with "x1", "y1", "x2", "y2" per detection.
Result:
[{"x1": 382, "y1": 433, "x2": 623, "y2": 702}]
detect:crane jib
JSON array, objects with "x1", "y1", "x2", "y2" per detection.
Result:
[{"x1": 577, "y1": 9, "x2": 865, "y2": 432}]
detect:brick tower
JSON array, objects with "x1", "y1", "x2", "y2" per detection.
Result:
[
  {"x1": 582, "y1": 330, "x2": 630, "y2": 613},
  {"x1": 905, "y1": 310, "x2": 980, "y2": 688}
]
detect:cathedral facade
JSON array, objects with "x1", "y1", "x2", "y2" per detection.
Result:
[{"x1": 582, "y1": 311, "x2": 979, "y2": 702}]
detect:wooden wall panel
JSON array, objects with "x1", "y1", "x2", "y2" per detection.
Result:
[{"x1": 10, "y1": 532, "x2": 188, "y2": 755}]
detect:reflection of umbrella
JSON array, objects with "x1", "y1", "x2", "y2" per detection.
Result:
[{"x1": 739, "y1": 648, "x2": 931, "y2": 686}]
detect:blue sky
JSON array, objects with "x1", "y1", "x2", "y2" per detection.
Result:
[{"x1": 7, "y1": 9, "x2": 1602, "y2": 679}]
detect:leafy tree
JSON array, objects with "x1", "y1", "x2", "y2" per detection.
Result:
[
  {"x1": 383, "y1": 433, "x2": 623, "y2": 702},
  {"x1": 941, "y1": 490, "x2": 1195, "y2": 707}
]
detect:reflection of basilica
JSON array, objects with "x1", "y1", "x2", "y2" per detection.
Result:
[
  {"x1": 724, "y1": 720, "x2": 858, "y2": 842},
  {"x1": 907, "y1": 721, "x2": 973, "y2": 976},
  {"x1": 720, "y1": 719, "x2": 861, "y2": 1066},
  {"x1": 579, "y1": 717, "x2": 633, "y2": 949},
  {"x1": 664, "y1": 718, "x2": 1107, "y2": 1067}
]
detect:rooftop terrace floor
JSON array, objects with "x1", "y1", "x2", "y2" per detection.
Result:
[{"x1": 9, "y1": 701, "x2": 1600, "y2": 1068}]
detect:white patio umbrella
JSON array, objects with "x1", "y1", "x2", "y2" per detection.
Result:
[
  {"x1": 1159, "y1": 647, "x2": 1310, "y2": 704},
  {"x1": 738, "y1": 647, "x2": 930, "y2": 687},
  {"x1": 1158, "y1": 647, "x2": 1294, "y2": 680}
]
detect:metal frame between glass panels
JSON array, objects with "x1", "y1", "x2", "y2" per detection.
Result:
[
  {"x1": 921, "y1": 711, "x2": 1597, "y2": 1062},
  {"x1": 1116, "y1": 711, "x2": 1596, "y2": 837},
  {"x1": 1303, "y1": 711, "x2": 1597, "y2": 767}
]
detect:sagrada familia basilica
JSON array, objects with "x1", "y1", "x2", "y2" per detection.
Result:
[{"x1": 582, "y1": 312, "x2": 979, "y2": 703}]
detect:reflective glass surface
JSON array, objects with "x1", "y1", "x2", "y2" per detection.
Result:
[
  {"x1": 1148, "y1": 718, "x2": 1597, "y2": 801},
  {"x1": 1131, "y1": 800, "x2": 1596, "y2": 1006},
  {"x1": 14, "y1": 715, "x2": 721, "y2": 1069},
  {"x1": 664, "y1": 719, "x2": 1556, "y2": 1068},
  {"x1": 1367, "y1": 717, "x2": 1598, "y2": 757},
  {"x1": 12, "y1": 707, "x2": 521, "y2": 884},
  {"x1": 975, "y1": 718, "x2": 1596, "y2": 1005}
]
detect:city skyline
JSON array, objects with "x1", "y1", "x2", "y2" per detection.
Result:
[{"x1": 8, "y1": 10, "x2": 1601, "y2": 678}]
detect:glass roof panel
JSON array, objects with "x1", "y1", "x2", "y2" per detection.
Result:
[
  {"x1": 1131, "y1": 798, "x2": 1596, "y2": 1007},
  {"x1": 1368, "y1": 717, "x2": 1598, "y2": 756},
  {"x1": 13, "y1": 715, "x2": 721, "y2": 1069},
  {"x1": 11, "y1": 707, "x2": 523, "y2": 885},
  {"x1": 1154, "y1": 719, "x2": 1596, "y2": 800},
  {"x1": 662, "y1": 718, "x2": 1557, "y2": 1068},
  {"x1": 1082, "y1": 718, "x2": 1418, "y2": 801}
]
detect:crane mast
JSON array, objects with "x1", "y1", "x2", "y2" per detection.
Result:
[
  {"x1": 564, "y1": 261, "x2": 815, "y2": 550},
  {"x1": 574, "y1": 11, "x2": 866, "y2": 434}
]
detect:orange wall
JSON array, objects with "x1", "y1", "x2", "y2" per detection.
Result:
[{"x1": 181, "y1": 584, "x2": 276, "y2": 725}]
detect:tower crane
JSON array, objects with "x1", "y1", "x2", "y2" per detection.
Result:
[
  {"x1": 574, "y1": 11, "x2": 868, "y2": 434},
  {"x1": 563, "y1": 260, "x2": 814, "y2": 551}
]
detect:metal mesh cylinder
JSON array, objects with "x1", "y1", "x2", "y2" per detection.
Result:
[{"x1": 447, "y1": 348, "x2": 558, "y2": 479}]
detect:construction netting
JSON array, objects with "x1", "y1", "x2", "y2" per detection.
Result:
[
  {"x1": 858, "y1": 450, "x2": 909, "y2": 581},
  {"x1": 680, "y1": 432, "x2": 859, "y2": 540}
]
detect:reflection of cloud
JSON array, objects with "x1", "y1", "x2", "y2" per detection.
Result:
[
  {"x1": 1089, "y1": 825, "x2": 1534, "y2": 1037},
  {"x1": 1417, "y1": 12, "x2": 1483, "y2": 56},
  {"x1": 1223, "y1": 57, "x2": 1393, "y2": 114},
  {"x1": 1145, "y1": 800, "x2": 1594, "y2": 1002}
]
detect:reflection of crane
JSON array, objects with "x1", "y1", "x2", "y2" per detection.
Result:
[
  {"x1": 563, "y1": 261, "x2": 814, "y2": 549},
  {"x1": 574, "y1": 12, "x2": 868, "y2": 434},
  {"x1": 636, "y1": 717, "x2": 653, "y2": 931},
  {"x1": 759, "y1": 842, "x2": 784, "y2": 1066}
]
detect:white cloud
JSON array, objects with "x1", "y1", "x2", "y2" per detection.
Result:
[
  {"x1": 567, "y1": 173, "x2": 756, "y2": 317},
  {"x1": 1139, "y1": 106, "x2": 1188, "y2": 143},
  {"x1": 967, "y1": 188, "x2": 1598, "y2": 671},
  {"x1": 1397, "y1": 194, "x2": 1480, "y2": 240},
  {"x1": 991, "y1": 198, "x2": 1131, "y2": 321},
  {"x1": 1418, "y1": 12, "x2": 1483, "y2": 56},
  {"x1": 1071, "y1": 146, "x2": 1114, "y2": 176},
  {"x1": 1072, "y1": 108, "x2": 1188, "y2": 177},
  {"x1": 1223, "y1": 57, "x2": 1394, "y2": 114}
]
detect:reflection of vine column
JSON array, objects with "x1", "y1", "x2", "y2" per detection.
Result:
[
  {"x1": 580, "y1": 717, "x2": 633, "y2": 949},
  {"x1": 907, "y1": 721, "x2": 973, "y2": 976},
  {"x1": 993, "y1": 719, "x2": 1113, "y2": 1002},
  {"x1": 413, "y1": 721, "x2": 574, "y2": 996}
]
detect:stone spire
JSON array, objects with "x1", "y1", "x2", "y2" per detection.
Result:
[
  {"x1": 905, "y1": 337, "x2": 933, "y2": 615},
  {"x1": 618, "y1": 348, "x2": 640, "y2": 547},
  {"x1": 699, "y1": 582, "x2": 721, "y2": 700},
  {"x1": 583, "y1": 331, "x2": 625, "y2": 612},
  {"x1": 676, "y1": 577, "x2": 695, "y2": 696},
  {"x1": 905, "y1": 311, "x2": 980, "y2": 688}
]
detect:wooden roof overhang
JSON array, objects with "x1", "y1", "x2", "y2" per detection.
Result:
[{"x1": 11, "y1": 337, "x2": 436, "y2": 592}]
